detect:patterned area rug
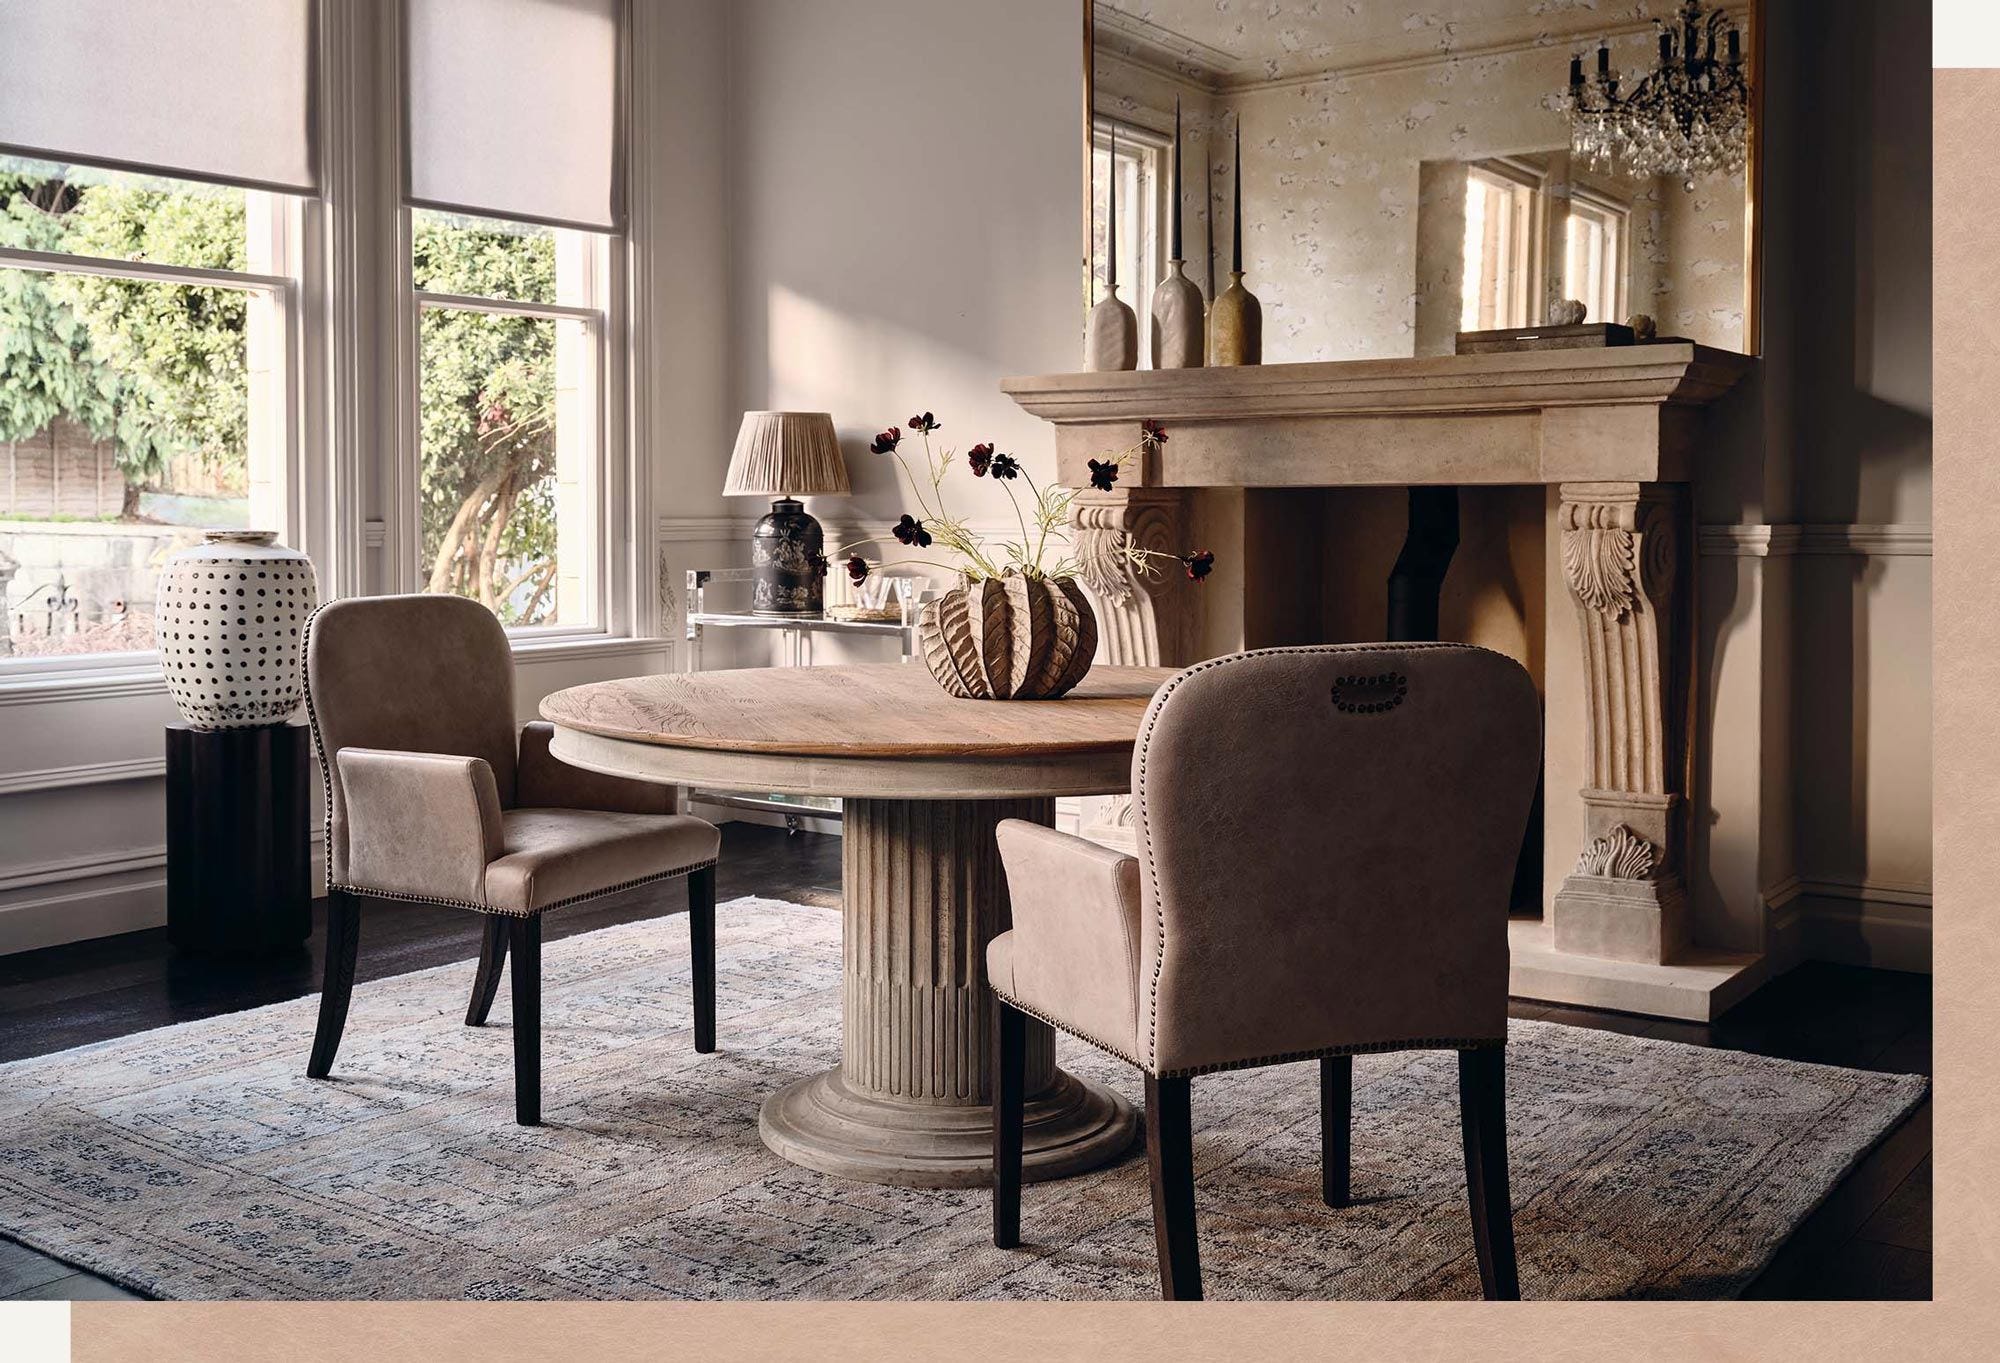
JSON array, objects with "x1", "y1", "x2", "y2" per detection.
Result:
[{"x1": 0, "y1": 899, "x2": 1925, "y2": 1301}]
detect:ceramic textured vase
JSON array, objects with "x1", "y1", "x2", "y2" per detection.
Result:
[
  {"x1": 156, "y1": 530, "x2": 319, "y2": 730},
  {"x1": 919, "y1": 572, "x2": 1098, "y2": 701}
]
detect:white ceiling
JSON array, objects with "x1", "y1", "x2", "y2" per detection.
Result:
[{"x1": 1096, "y1": 0, "x2": 1746, "y2": 86}]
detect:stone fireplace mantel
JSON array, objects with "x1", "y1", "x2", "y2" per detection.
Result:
[{"x1": 1003, "y1": 343, "x2": 1762, "y2": 1021}]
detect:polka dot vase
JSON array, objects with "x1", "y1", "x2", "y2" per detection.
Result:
[{"x1": 157, "y1": 530, "x2": 319, "y2": 730}]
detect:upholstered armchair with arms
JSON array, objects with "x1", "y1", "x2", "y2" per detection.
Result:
[
  {"x1": 989, "y1": 643, "x2": 1542, "y2": 1300},
  {"x1": 302, "y1": 594, "x2": 723, "y2": 1125}
]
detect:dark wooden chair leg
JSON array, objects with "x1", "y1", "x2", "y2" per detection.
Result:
[
  {"x1": 1321, "y1": 1053, "x2": 1352, "y2": 1208},
  {"x1": 1144, "y1": 1073, "x2": 1203, "y2": 1301},
  {"x1": 688, "y1": 865, "x2": 716, "y2": 1054},
  {"x1": 509, "y1": 915, "x2": 543, "y2": 1126},
  {"x1": 465, "y1": 915, "x2": 508, "y2": 1026},
  {"x1": 1458, "y1": 1046, "x2": 1520, "y2": 1300},
  {"x1": 992, "y1": 998, "x2": 1027, "y2": 1248},
  {"x1": 306, "y1": 890, "x2": 361, "y2": 1079}
]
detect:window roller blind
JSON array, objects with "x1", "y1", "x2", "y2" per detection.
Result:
[
  {"x1": 406, "y1": 0, "x2": 624, "y2": 234},
  {"x1": 0, "y1": 0, "x2": 316, "y2": 194}
]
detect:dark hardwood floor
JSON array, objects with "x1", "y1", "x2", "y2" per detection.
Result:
[{"x1": 0, "y1": 823, "x2": 1928, "y2": 1301}]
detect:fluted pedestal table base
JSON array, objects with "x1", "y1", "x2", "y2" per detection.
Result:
[{"x1": 758, "y1": 796, "x2": 1139, "y2": 1187}]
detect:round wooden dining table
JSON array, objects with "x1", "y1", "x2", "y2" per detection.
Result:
[{"x1": 539, "y1": 663, "x2": 1175, "y2": 1188}]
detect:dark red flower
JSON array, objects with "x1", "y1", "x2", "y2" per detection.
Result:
[
  {"x1": 870, "y1": 426, "x2": 902, "y2": 454},
  {"x1": 967, "y1": 442, "x2": 994, "y2": 476},
  {"x1": 846, "y1": 555, "x2": 870, "y2": 583},
  {"x1": 1141, "y1": 418, "x2": 1168, "y2": 448},
  {"x1": 892, "y1": 514, "x2": 932, "y2": 548},
  {"x1": 909, "y1": 412, "x2": 941, "y2": 433},
  {"x1": 1181, "y1": 550, "x2": 1215, "y2": 582},
  {"x1": 989, "y1": 452, "x2": 1021, "y2": 480},
  {"x1": 1087, "y1": 458, "x2": 1119, "y2": 492}
]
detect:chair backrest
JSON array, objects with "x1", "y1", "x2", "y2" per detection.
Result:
[
  {"x1": 1132, "y1": 643, "x2": 1541, "y2": 1076},
  {"x1": 304, "y1": 594, "x2": 518, "y2": 884}
]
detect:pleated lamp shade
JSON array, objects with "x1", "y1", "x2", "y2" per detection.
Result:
[{"x1": 723, "y1": 411, "x2": 851, "y2": 497}]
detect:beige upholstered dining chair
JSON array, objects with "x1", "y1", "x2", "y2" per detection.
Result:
[
  {"x1": 989, "y1": 643, "x2": 1542, "y2": 1300},
  {"x1": 302, "y1": 594, "x2": 723, "y2": 1125}
]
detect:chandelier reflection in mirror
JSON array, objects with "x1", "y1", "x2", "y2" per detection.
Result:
[{"x1": 1561, "y1": 0, "x2": 1749, "y2": 191}]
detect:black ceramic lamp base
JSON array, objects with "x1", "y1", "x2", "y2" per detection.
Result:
[{"x1": 751, "y1": 496, "x2": 826, "y2": 616}]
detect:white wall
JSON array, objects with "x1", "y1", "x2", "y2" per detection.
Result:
[
  {"x1": 726, "y1": 0, "x2": 1082, "y2": 572},
  {"x1": 1767, "y1": 0, "x2": 1933, "y2": 971}
]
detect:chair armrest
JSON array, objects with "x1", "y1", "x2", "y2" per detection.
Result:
[
  {"x1": 516, "y1": 720, "x2": 675, "y2": 814},
  {"x1": 992, "y1": 820, "x2": 1144, "y2": 1055},
  {"x1": 335, "y1": 748, "x2": 505, "y2": 905}
]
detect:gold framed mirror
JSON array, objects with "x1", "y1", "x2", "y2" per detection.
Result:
[{"x1": 1082, "y1": 0, "x2": 1764, "y2": 362}]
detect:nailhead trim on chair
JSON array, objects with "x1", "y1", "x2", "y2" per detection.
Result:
[
  {"x1": 301, "y1": 604, "x2": 341, "y2": 896},
  {"x1": 993, "y1": 984, "x2": 1502, "y2": 1078},
  {"x1": 1132, "y1": 642, "x2": 1500, "y2": 1073},
  {"x1": 1155, "y1": 1034, "x2": 1506, "y2": 1080},
  {"x1": 989, "y1": 986, "x2": 1146, "y2": 1069},
  {"x1": 329, "y1": 857, "x2": 718, "y2": 918}
]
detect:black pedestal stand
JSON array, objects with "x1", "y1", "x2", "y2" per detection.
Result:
[{"x1": 165, "y1": 722, "x2": 312, "y2": 956}]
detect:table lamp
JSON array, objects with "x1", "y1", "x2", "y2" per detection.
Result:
[{"x1": 724, "y1": 411, "x2": 851, "y2": 616}]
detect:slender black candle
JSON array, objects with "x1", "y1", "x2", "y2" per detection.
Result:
[
  {"x1": 1171, "y1": 97, "x2": 1184, "y2": 261},
  {"x1": 1107, "y1": 122, "x2": 1118, "y2": 291},
  {"x1": 1231, "y1": 116, "x2": 1244, "y2": 275},
  {"x1": 1570, "y1": 53, "x2": 1584, "y2": 90}
]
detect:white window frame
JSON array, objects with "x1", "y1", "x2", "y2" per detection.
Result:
[
  {"x1": 1564, "y1": 185, "x2": 1631, "y2": 328},
  {"x1": 405, "y1": 226, "x2": 616, "y2": 641},
  {"x1": 0, "y1": 175, "x2": 308, "y2": 687},
  {"x1": 1461, "y1": 160, "x2": 1545, "y2": 333},
  {"x1": 1090, "y1": 116, "x2": 1168, "y2": 363},
  {"x1": 384, "y1": 3, "x2": 641, "y2": 654}
]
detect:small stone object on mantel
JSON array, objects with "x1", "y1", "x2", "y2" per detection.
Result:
[
  {"x1": 1626, "y1": 312, "x2": 1659, "y2": 342},
  {"x1": 1455, "y1": 321, "x2": 1636, "y2": 353},
  {"x1": 1549, "y1": 298, "x2": 1588, "y2": 326}
]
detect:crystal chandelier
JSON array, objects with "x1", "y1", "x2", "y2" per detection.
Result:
[{"x1": 1561, "y1": 0, "x2": 1750, "y2": 191}]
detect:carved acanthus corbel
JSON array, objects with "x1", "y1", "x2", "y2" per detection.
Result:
[
  {"x1": 1560, "y1": 500, "x2": 1637, "y2": 619},
  {"x1": 1070, "y1": 487, "x2": 1193, "y2": 668},
  {"x1": 1574, "y1": 824, "x2": 1658, "y2": 880}
]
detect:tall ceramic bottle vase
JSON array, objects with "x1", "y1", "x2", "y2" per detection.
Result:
[
  {"x1": 1085, "y1": 123, "x2": 1139, "y2": 372},
  {"x1": 1209, "y1": 115, "x2": 1263, "y2": 366},
  {"x1": 1151, "y1": 97, "x2": 1205, "y2": 369}
]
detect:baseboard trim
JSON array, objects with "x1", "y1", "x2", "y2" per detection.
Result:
[
  {"x1": 1, "y1": 837, "x2": 327, "y2": 956},
  {"x1": 1765, "y1": 875, "x2": 1931, "y2": 974}
]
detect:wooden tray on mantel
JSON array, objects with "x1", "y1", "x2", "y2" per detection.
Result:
[{"x1": 1456, "y1": 322, "x2": 1648, "y2": 353}]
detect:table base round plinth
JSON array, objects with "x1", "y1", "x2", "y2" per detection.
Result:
[{"x1": 758, "y1": 1066, "x2": 1137, "y2": 1189}]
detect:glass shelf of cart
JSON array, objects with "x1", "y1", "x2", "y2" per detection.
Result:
[{"x1": 682, "y1": 567, "x2": 936, "y2": 828}]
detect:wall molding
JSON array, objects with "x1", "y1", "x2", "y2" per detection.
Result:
[
  {"x1": 0, "y1": 843, "x2": 170, "y2": 895},
  {"x1": 1697, "y1": 524, "x2": 1803, "y2": 558},
  {"x1": 0, "y1": 666, "x2": 169, "y2": 707},
  {"x1": 1697, "y1": 522, "x2": 1930, "y2": 558},
  {"x1": 1796, "y1": 524, "x2": 1932, "y2": 556},
  {"x1": 0, "y1": 756, "x2": 167, "y2": 798},
  {"x1": 659, "y1": 514, "x2": 758, "y2": 544}
]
